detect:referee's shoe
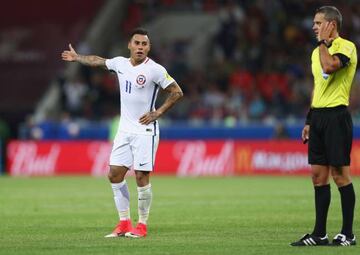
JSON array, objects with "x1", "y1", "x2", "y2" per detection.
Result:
[
  {"x1": 290, "y1": 233, "x2": 329, "y2": 246},
  {"x1": 332, "y1": 233, "x2": 356, "y2": 246}
]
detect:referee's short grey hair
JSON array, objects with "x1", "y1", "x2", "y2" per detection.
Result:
[{"x1": 316, "y1": 6, "x2": 342, "y2": 31}]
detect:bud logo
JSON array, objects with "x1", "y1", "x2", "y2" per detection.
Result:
[
  {"x1": 8, "y1": 142, "x2": 60, "y2": 176},
  {"x1": 174, "y1": 141, "x2": 234, "y2": 176},
  {"x1": 6, "y1": 140, "x2": 360, "y2": 176}
]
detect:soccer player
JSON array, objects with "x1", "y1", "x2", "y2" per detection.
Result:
[
  {"x1": 291, "y1": 6, "x2": 357, "y2": 246},
  {"x1": 61, "y1": 28, "x2": 183, "y2": 238}
]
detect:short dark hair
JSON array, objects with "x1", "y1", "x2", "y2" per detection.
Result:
[
  {"x1": 316, "y1": 6, "x2": 342, "y2": 31},
  {"x1": 129, "y1": 27, "x2": 149, "y2": 41}
]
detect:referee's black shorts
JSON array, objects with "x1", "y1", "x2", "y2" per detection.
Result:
[{"x1": 308, "y1": 105, "x2": 353, "y2": 166}]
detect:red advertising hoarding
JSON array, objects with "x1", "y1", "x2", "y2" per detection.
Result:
[{"x1": 6, "y1": 140, "x2": 360, "y2": 176}]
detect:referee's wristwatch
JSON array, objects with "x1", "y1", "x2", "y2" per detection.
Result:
[{"x1": 317, "y1": 39, "x2": 330, "y2": 47}]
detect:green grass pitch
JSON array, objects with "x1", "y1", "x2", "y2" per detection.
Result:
[{"x1": 0, "y1": 176, "x2": 358, "y2": 255}]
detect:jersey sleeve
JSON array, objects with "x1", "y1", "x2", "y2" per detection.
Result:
[
  {"x1": 153, "y1": 65, "x2": 175, "y2": 89},
  {"x1": 333, "y1": 41, "x2": 356, "y2": 59},
  {"x1": 334, "y1": 53, "x2": 350, "y2": 67},
  {"x1": 105, "y1": 57, "x2": 122, "y2": 72}
]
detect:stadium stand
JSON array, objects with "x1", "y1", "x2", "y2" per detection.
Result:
[
  {"x1": 4, "y1": 0, "x2": 360, "y2": 140},
  {"x1": 0, "y1": 0, "x2": 105, "y2": 136}
]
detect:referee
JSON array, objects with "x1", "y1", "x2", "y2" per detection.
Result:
[{"x1": 291, "y1": 6, "x2": 357, "y2": 246}]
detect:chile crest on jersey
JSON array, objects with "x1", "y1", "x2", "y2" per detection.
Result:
[{"x1": 135, "y1": 74, "x2": 147, "y2": 88}]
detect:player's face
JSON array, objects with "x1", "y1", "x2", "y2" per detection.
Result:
[{"x1": 128, "y1": 34, "x2": 150, "y2": 64}]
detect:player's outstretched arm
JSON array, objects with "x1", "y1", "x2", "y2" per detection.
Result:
[
  {"x1": 139, "y1": 82, "x2": 183, "y2": 125},
  {"x1": 61, "y1": 44, "x2": 106, "y2": 68}
]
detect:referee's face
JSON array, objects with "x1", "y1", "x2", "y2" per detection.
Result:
[
  {"x1": 128, "y1": 34, "x2": 151, "y2": 64},
  {"x1": 313, "y1": 13, "x2": 326, "y2": 40}
]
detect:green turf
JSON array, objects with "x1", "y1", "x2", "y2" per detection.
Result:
[{"x1": 0, "y1": 176, "x2": 358, "y2": 255}]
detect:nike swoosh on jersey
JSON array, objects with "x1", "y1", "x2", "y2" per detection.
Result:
[{"x1": 139, "y1": 162, "x2": 149, "y2": 166}]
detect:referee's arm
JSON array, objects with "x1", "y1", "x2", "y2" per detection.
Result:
[{"x1": 319, "y1": 44, "x2": 343, "y2": 74}]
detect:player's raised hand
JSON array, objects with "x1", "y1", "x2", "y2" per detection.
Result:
[
  {"x1": 139, "y1": 111, "x2": 161, "y2": 125},
  {"x1": 61, "y1": 44, "x2": 78, "y2": 62}
]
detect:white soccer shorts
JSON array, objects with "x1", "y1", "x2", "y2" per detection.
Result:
[{"x1": 109, "y1": 131, "x2": 159, "y2": 171}]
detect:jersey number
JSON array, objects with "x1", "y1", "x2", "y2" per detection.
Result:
[{"x1": 125, "y1": 80, "x2": 132, "y2": 93}]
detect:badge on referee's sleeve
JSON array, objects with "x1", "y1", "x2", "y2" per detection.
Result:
[{"x1": 343, "y1": 45, "x2": 354, "y2": 55}]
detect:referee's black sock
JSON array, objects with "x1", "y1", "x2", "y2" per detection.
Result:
[
  {"x1": 312, "y1": 184, "x2": 331, "y2": 237},
  {"x1": 339, "y1": 183, "x2": 355, "y2": 238}
]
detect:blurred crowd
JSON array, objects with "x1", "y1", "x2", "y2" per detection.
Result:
[{"x1": 58, "y1": 0, "x2": 360, "y2": 127}]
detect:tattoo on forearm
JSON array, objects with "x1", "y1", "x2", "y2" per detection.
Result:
[
  {"x1": 77, "y1": 55, "x2": 105, "y2": 67},
  {"x1": 168, "y1": 92, "x2": 183, "y2": 102},
  {"x1": 159, "y1": 83, "x2": 183, "y2": 114}
]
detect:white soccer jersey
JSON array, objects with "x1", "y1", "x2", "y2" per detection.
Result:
[{"x1": 105, "y1": 57, "x2": 174, "y2": 136}]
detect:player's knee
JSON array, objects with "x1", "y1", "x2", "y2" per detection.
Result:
[
  {"x1": 135, "y1": 172, "x2": 149, "y2": 187},
  {"x1": 107, "y1": 171, "x2": 116, "y2": 182},
  {"x1": 107, "y1": 171, "x2": 115, "y2": 182},
  {"x1": 135, "y1": 175, "x2": 145, "y2": 186},
  {"x1": 108, "y1": 173, "x2": 125, "y2": 183},
  {"x1": 108, "y1": 167, "x2": 126, "y2": 183}
]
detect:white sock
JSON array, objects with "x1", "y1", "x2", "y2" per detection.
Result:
[
  {"x1": 111, "y1": 180, "x2": 130, "y2": 221},
  {"x1": 137, "y1": 184, "x2": 152, "y2": 225}
]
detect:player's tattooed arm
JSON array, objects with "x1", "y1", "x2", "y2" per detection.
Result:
[
  {"x1": 61, "y1": 44, "x2": 106, "y2": 68},
  {"x1": 157, "y1": 82, "x2": 183, "y2": 116},
  {"x1": 139, "y1": 82, "x2": 183, "y2": 125},
  {"x1": 77, "y1": 55, "x2": 106, "y2": 67}
]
